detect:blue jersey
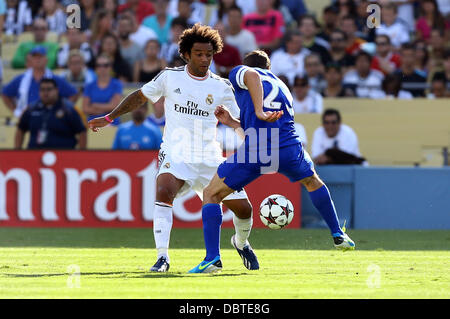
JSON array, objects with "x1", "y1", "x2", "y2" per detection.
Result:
[
  {"x1": 228, "y1": 65, "x2": 299, "y2": 150},
  {"x1": 112, "y1": 121, "x2": 162, "y2": 150}
]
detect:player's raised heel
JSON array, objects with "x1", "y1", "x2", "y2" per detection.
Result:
[
  {"x1": 150, "y1": 256, "x2": 170, "y2": 272},
  {"x1": 333, "y1": 233, "x2": 356, "y2": 251},
  {"x1": 231, "y1": 235, "x2": 259, "y2": 270},
  {"x1": 188, "y1": 255, "x2": 222, "y2": 273}
]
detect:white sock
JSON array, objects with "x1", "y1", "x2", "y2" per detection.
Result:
[
  {"x1": 153, "y1": 202, "x2": 173, "y2": 262},
  {"x1": 233, "y1": 214, "x2": 253, "y2": 250}
]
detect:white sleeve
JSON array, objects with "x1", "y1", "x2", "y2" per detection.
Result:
[
  {"x1": 340, "y1": 125, "x2": 361, "y2": 157},
  {"x1": 269, "y1": 51, "x2": 282, "y2": 76},
  {"x1": 141, "y1": 70, "x2": 167, "y2": 103},
  {"x1": 234, "y1": 65, "x2": 253, "y2": 90},
  {"x1": 294, "y1": 123, "x2": 308, "y2": 147},
  {"x1": 222, "y1": 84, "x2": 240, "y2": 119},
  {"x1": 348, "y1": 128, "x2": 361, "y2": 157}
]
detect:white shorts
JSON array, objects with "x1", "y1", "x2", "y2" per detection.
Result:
[{"x1": 156, "y1": 146, "x2": 248, "y2": 201}]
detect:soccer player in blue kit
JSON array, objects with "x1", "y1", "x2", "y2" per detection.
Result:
[{"x1": 189, "y1": 50, "x2": 355, "y2": 273}]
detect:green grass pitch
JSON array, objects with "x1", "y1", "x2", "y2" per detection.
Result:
[{"x1": 0, "y1": 228, "x2": 449, "y2": 299}]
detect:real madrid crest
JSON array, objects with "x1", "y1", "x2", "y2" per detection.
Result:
[{"x1": 206, "y1": 94, "x2": 214, "y2": 105}]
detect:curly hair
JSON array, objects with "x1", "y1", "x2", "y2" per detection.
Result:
[{"x1": 178, "y1": 23, "x2": 223, "y2": 58}]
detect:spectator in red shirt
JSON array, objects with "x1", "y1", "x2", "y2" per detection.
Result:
[
  {"x1": 118, "y1": 0, "x2": 155, "y2": 25},
  {"x1": 242, "y1": 0, "x2": 285, "y2": 52},
  {"x1": 340, "y1": 15, "x2": 365, "y2": 56},
  {"x1": 371, "y1": 34, "x2": 401, "y2": 75},
  {"x1": 213, "y1": 22, "x2": 241, "y2": 78}
]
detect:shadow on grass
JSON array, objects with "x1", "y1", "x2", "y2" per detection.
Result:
[
  {"x1": 1, "y1": 271, "x2": 249, "y2": 279},
  {"x1": 0, "y1": 228, "x2": 449, "y2": 251}
]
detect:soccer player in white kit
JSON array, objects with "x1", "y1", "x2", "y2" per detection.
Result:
[{"x1": 88, "y1": 24, "x2": 257, "y2": 272}]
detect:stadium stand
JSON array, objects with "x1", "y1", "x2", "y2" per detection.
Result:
[
  {"x1": 296, "y1": 99, "x2": 450, "y2": 166},
  {"x1": 0, "y1": 0, "x2": 448, "y2": 165}
]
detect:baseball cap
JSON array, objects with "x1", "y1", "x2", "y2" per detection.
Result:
[{"x1": 30, "y1": 46, "x2": 47, "y2": 56}]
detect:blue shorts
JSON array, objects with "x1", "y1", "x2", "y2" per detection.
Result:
[{"x1": 217, "y1": 143, "x2": 315, "y2": 191}]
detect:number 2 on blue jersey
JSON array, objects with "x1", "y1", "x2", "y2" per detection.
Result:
[{"x1": 257, "y1": 69, "x2": 295, "y2": 117}]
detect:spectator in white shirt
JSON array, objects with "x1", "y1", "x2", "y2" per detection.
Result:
[
  {"x1": 270, "y1": 30, "x2": 310, "y2": 87},
  {"x1": 57, "y1": 27, "x2": 94, "y2": 68},
  {"x1": 311, "y1": 108, "x2": 364, "y2": 165},
  {"x1": 38, "y1": 0, "x2": 67, "y2": 37},
  {"x1": 389, "y1": 0, "x2": 416, "y2": 32},
  {"x1": 304, "y1": 53, "x2": 326, "y2": 93},
  {"x1": 292, "y1": 75, "x2": 323, "y2": 114},
  {"x1": 176, "y1": 0, "x2": 205, "y2": 27},
  {"x1": 376, "y1": 2, "x2": 410, "y2": 49},
  {"x1": 343, "y1": 51, "x2": 385, "y2": 98},
  {"x1": 3, "y1": 0, "x2": 32, "y2": 36},
  {"x1": 225, "y1": 5, "x2": 258, "y2": 60},
  {"x1": 121, "y1": 9, "x2": 158, "y2": 49}
]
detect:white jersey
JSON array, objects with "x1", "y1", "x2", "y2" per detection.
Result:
[{"x1": 141, "y1": 65, "x2": 240, "y2": 164}]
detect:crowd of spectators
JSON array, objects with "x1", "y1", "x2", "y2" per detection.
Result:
[{"x1": 0, "y1": 0, "x2": 449, "y2": 150}]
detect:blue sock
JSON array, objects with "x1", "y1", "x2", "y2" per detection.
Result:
[
  {"x1": 308, "y1": 185, "x2": 343, "y2": 236},
  {"x1": 202, "y1": 203, "x2": 223, "y2": 261}
]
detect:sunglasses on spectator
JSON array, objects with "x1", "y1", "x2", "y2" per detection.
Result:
[
  {"x1": 323, "y1": 120, "x2": 339, "y2": 125},
  {"x1": 376, "y1": 42, "x2": 389, "y2": 46},
  {"x1": 96, "y1": 63, "x2": 111, "y2": 68},
  {"x1": 331, "y1": 37, "x2": 344, "y2": 42}
]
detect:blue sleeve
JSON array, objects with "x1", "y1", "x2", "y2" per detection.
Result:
[
  {"x1": 2, "y1": 75, "x2": 23, "y2": 97},
  {"x1": 228, "y1": 65, "x2": 244, "y2": 92},
  {"x1": 113, "y1": 79, "x2": 123, "y2": 95},
  {"x1": 112, "y1": 128, "x2": 122, "y2": 150},
  {"x1": 54, "y1": 76, "x2": 78, "y2": 98},
  {"x1": 83, "y1": 82, "x2": 93, "y2": 98}
]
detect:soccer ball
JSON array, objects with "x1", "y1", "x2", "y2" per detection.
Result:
[{"x1": 259, "y1": 194, "x2": 294, "y2": 230}]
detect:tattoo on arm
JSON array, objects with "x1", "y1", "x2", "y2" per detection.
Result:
[{"x1": 108, "y1": 89, "x2": 148, "y2": 120}]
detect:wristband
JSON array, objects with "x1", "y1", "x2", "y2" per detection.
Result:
[{"x1": 104, "y1": 115, "x2": 113, "y2": 123}]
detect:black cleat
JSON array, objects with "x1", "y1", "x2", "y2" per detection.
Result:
[
  {"x1": 150, "y1": 256, "x2": 170, "y2": 272},
  {"x1": 231, "y1": 235, "x2": 260, "y2": 270}
]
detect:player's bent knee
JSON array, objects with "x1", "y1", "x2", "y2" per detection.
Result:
[
  {"x1": 156, "y1": 185, "x2": 177, "y2": 205},
  {"x1": 202, "y1": 185, "x2": 220, "y2": 204},
  {"x1": 300, "y1": 174, "x2": 324, "y2": 192},
  {"x1": 238, "y1": 203, "x2": 253, "y2": 219}
]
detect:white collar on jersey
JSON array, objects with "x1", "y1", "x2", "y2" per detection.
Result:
[{"x1": 185, "y1": 65, "x2": 210, "y2": 81}]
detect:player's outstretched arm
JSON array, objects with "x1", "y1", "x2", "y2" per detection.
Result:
[
  {"x1": 88, "y1": 89, "x2": 148, "y2": 132},
  {"x1": 243, "y1": 69, "x2": 283, "y2": 123},
  {"x1": 215, "y1": 105, "x2": 240, "y2": 129},
  {"x1": 215, "y1": 105, "x2": 245, "y2": 139}
]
